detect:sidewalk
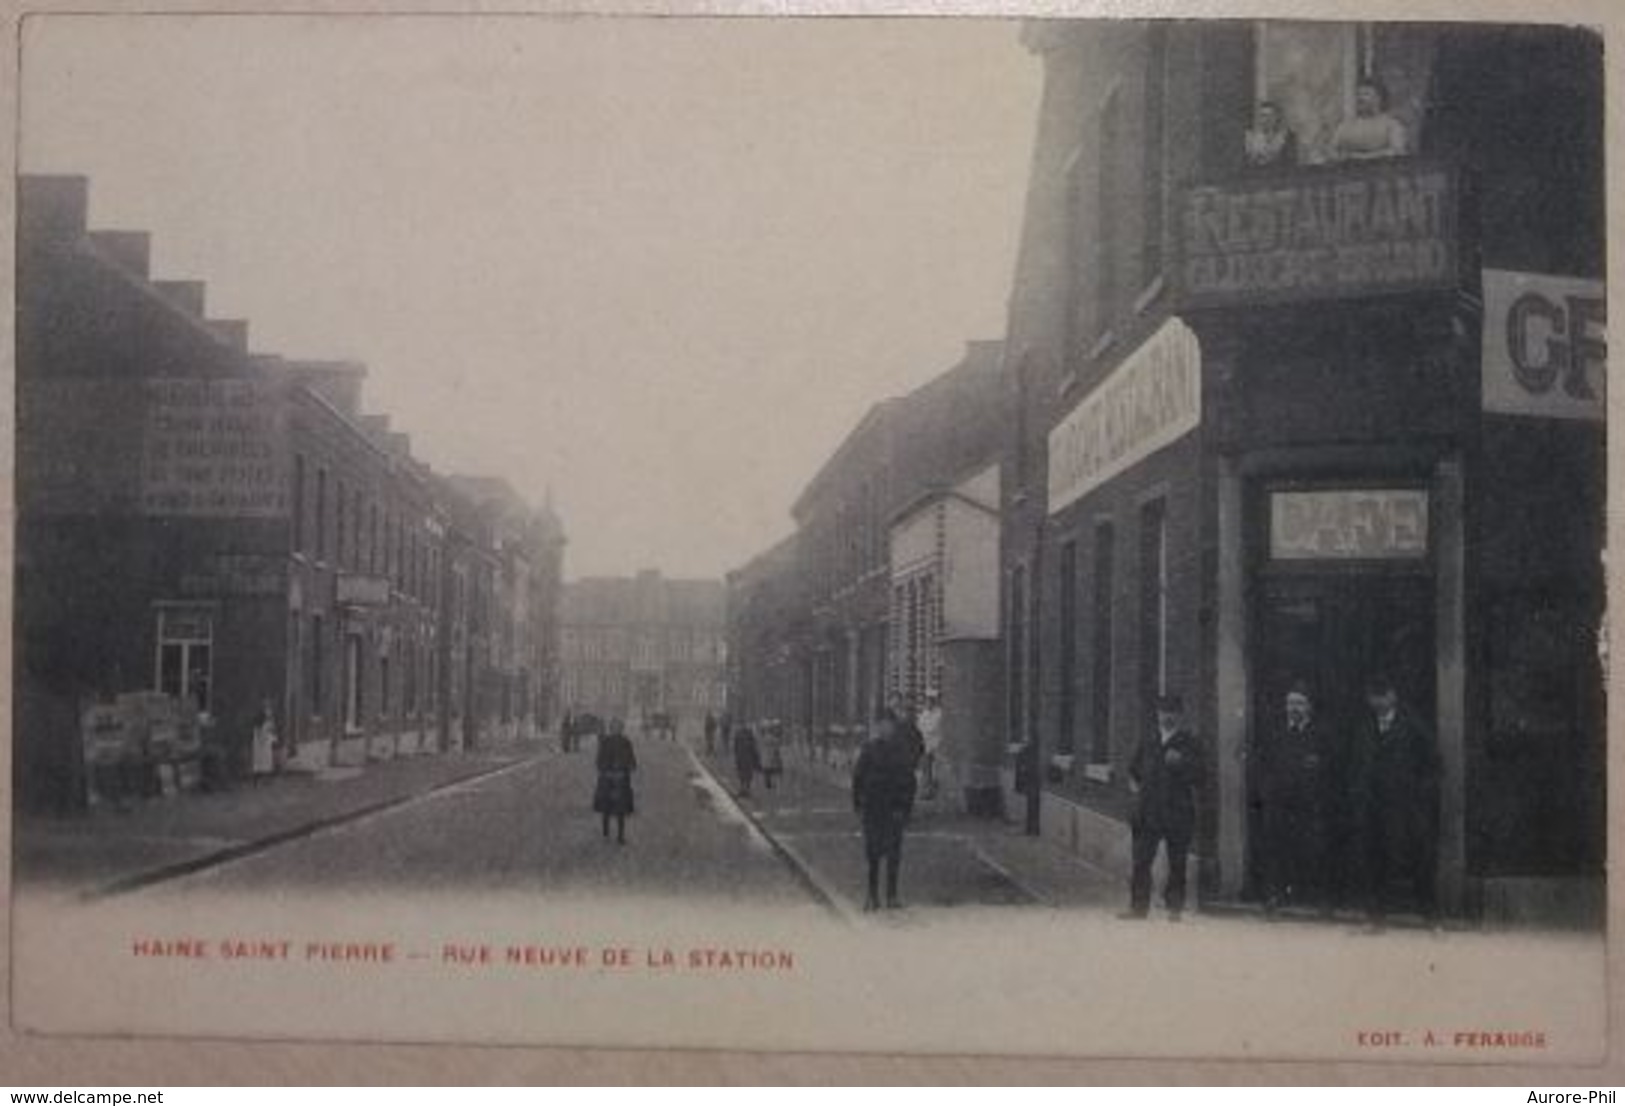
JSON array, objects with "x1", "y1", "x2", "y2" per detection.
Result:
[
  {"x1": 695, "y1": 742, "x2": 1122, "y2": 917},
  {"x1": 16, "y1": 736, "x2": 554, "y2": 895}
]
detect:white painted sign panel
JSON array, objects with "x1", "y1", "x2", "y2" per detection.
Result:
[
  {"x1": 1048, "y1": 317, "x2": 1201, "y2": 515},
  {"x1": 1482, "y1": 269, "x2": 1605, "y2": 421}
]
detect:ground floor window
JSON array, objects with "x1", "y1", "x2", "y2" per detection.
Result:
[
  {"x1": 344, "y1": 632, "x2": 364, "y2": 731},
  {"x1": 155, "y1": 605, "x2": 214, "y2": 712}
]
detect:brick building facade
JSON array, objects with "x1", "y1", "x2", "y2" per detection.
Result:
[
  {"x1": 16, "y1": 174, "x2": 566, "y2": 812},
  {"x1": 1001, "y1": 20, "x2": 1604, "y2": 923}
]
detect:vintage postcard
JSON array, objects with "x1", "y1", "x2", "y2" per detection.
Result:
[{"x1": 6, "y1": 2, "x2": 1615, "y2": 1068}]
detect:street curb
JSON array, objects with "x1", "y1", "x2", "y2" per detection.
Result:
[
  {"x1": 684, "y1": 747, "x2": 853, "y2": 924},
  {"x1": 83, "y1": 752, "x2": 546, "y2": 901}
]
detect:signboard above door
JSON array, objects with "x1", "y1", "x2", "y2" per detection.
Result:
[{"x1": 1270, "y1": 488, "x2": 1429, "y2": 560}]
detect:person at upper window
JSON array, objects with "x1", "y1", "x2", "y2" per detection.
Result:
[
  {"x1": 1329, "y1": 76, "x2": 1408, "y2": 161},
  {"x1": 1243, "y1": 100, "x2": 1299, "y2": 169}
]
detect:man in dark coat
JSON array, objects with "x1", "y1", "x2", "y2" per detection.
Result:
[
  {"x1": 1123, "y1": 693, "x2": 1206, "y2": 921},
  {"x1": 1252, "y1": 682, "x2": 1333, "y2": 916},
  {"x1": 732, "y1": 722, "x2": 762, "y2": 798},
  {"x1": 852, "y1": 709, "x2": 918, "y2": 911},
  {"x1": 1349, "y1": 676, "x2": 1441, "y2": 930},
  {"x1": 592, "y1": 718, "x2": 638, "y2": 845},
  {"x1": 704, "y1": 711, "x2": 718, "y2": 756}
]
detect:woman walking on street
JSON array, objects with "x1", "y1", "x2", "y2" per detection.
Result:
[{"x1": 593, "y1": 718, "x2": 638, "y2": 845}]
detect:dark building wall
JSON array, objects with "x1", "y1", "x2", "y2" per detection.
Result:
[{"x1": 1002, "y1": 20, "x2": 1604, "y2": 918}]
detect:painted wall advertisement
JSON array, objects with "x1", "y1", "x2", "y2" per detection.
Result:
[
  {"x1": 1048, "y1": 317, "x2": 1201, "y2": 515},
  {"x1": 1481, "y1": 269, "x2": 1605, "y2": 421},
  {"x1": 141, "y1": 377, "x2": 291, "y2": 517}
]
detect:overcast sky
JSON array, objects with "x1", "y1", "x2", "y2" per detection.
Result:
[{"x1": 21, "y1": 15, "x2": 1041, "y2": 580}]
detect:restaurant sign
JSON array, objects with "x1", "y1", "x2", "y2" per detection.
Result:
[
  {"x1": 1176, "y1": 161, "x2": 1457, "y2": 309},
  {"x1": 1048, "y1": 318, "x2": 1201, "y2": 515},
  {"x1": 1270, "y1": 489, "x2": 1429, "y2": 561},
  {"x1": 142, "y1": 378, "x2": 290, "y2": 518},
  {"x1": 1481, "y1": 269, "x2": 1605, "y2": 421}
]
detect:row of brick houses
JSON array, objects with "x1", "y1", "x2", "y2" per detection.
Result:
[
  {"x1": 558, "y1": 570, "x2": 727, "y2": 736},
  {"x1": 16, "y1": 174, "x2": 566, "y2": 813},
  {"x1": 728, "y1": 20, "x2": 1605, "y2": 926}
]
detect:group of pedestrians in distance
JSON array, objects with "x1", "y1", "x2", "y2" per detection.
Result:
[{"x1": 1121, "y1": 675, "x2": 1440, "y2": 932}]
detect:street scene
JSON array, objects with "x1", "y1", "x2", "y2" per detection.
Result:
[{"x1": 9, "y1": 12, "x2": 1610, "y2": 1059}]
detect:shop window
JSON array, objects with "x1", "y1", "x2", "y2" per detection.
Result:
[
  {"x1": 343, "y1": 632, "x2": 364, "y2": 732},
  {"x1": 155, "y1": 606, "x2": 213, "y2": 712},
  {"x1": 1089, "y1": 523, "x2": 1115, "y2": 765},
  {"x1": 1057, "y1": 540, "x2": 1078, "y2": 755},
  {"x1": 1139, "y1": 499, "x2": 1169, "y2": 702}
]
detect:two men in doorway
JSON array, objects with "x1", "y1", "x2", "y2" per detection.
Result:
[{"x1": 1123, "y1": 677, "x2": 1441, "y2": 929}]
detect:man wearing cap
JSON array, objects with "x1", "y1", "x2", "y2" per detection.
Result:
[
  {"x1": 1253, "y1": 682, "x2": 1332, "y2": 916},
  {"x1": 1123, "y1": 692, "x2": 1206, "y2": 921},
  {"x1": 1349, "y1": 675, "x2": 1441, "y2": 931}
]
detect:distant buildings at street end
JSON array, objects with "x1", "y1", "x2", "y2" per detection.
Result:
[{"x1": 558, "y1": 570, "x2": 727, "y2": 736}]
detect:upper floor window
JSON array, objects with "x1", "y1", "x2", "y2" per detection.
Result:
[{"x1": 1252, "y1": 22, "x2": 1408, "y2": 167}]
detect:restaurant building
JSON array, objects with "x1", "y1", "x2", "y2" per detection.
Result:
[{"x1": 1002, "y1": 21, "x2": 1604, "y2": 923}]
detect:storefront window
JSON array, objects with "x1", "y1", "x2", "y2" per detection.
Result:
[
  {"x1": 1057, "y1": 540, "x2": 1078, "y2": 755},
  {"x1": 344, "y1": 633, "x2": 363, "y2": 731},
  {"x1": 156, "y1": 606, "x2": 214, "y2": 712},
  {"x1": 1140, "y1": 500, "x2": 1169, "y2": 699},
  {"x1": 1089, "y1": 523, "x2": 1115, "y2": 765}
]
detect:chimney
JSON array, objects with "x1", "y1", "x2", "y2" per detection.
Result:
[
  {"x1": 88, "y1": 230, "x2": 152, "y2": 278},
  {"x1": 206, "y1": 319, "x2": 249, "y2": 351},
  {"x1": 284, "y1": 360, "x2": 366, "y2": 418},
  {"x1": 19, "y1": 175, "x2": 89, "y2": 245}
]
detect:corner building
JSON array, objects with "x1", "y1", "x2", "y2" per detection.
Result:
[{"x1": 1003, "y1": 21, "x2": 1604, "y2": 923}]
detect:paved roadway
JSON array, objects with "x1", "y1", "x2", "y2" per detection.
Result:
[{"x1": 155, "y1": 738, "x2": 816, "y2": 907}]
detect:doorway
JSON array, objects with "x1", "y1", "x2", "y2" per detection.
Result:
[{"x1": 1248, "y1": 572, "x2": 1434, "y2": 903}]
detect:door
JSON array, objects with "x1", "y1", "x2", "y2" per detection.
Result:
[{"x1": 1249, "y1": 573, "x2": 1434, "y2": 902}]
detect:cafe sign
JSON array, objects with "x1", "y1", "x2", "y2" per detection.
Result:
[
  {"x1": 1176, "y1": 161, "x2": 1457, "y2": 309},
  {"x1": 1048, "y1": 318, "x2": 1201, "y2": 515},
  {"x1": 1481, "y1": 269, "x2": 1605, "y2": 421},
  {"x1": 1270, "y1": 489, "x2": 1429, "y2": 561}
]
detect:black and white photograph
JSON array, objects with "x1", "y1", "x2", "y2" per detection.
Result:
[{"x1": 7, "y1": 5, "x2": 1612, "y2": 1065}]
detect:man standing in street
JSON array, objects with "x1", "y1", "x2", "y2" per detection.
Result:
[
  {"x1": 1252, "y1": 682, "x2": 1332, "y2": 917},
  {"x1": 853, "y1": 707, "x2": 917, "y2": 911},
  {"x1": 1350, "y1": 675, "x2": 1441, "y2": 932},
  {"x1": 1123, "y1": 693, "x2": 1205, "y2": 922}
]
